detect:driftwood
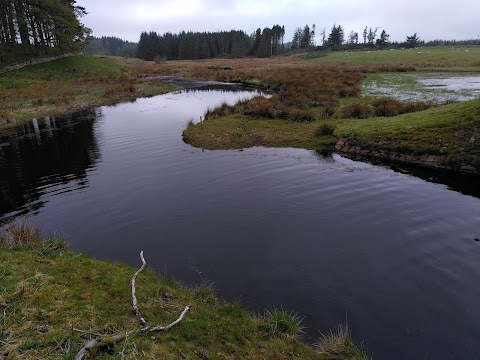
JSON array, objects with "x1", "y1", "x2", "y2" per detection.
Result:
[{"x1": 75, "y1": 251, "x2": 190, "y2": 360}]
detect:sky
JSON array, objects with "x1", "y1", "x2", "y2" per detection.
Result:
[{"x1": 76, "y1": 0, "x2": 480, "y2": 44}]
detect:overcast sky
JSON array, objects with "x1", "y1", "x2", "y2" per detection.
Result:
[{"x1": 77, "y1": 0, "x2": 480, "y2": 44}]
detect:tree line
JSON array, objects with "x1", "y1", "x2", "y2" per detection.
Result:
[
  {"x1": 291, "y1": 23, "x2": 479, "y2": 51},
  {"x1": 136, "y1": 25, "x2": 285, "y2": 61},
  {"x1": 0, "y1": 0, "x2": 90, "y2": 62},
  {"x1": 85, "y1": 36, "x2": 137, "y2": 58}
]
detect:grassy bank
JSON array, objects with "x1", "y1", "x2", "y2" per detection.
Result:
[
  {"x1": 183, "y1": 98, "x2": 480, "y2": 171},
  {"x1": 0, "y1": 221, "x2": 370, "y2": 359},
  {"x1": 0, "y1": 55, "x2": 178, "y2": 132}
]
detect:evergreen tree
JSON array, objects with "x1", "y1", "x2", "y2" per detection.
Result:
[
  {"x1": 406, "y1": 33, "x2": 420, "y2": 48},
  {"x1": 376, "y1": 30, "x2": 390, "y2": 48},
  {"x1": 327, "y1": 24, "x2": 344, "y2": 48}
]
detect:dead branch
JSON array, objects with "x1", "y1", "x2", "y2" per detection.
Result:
[
  {"x1": 132, "y1": 250, "x2": 148, "y2": 327},
  {"x1": 75, "y1": 251, "x2": 190, "y2": 360}
]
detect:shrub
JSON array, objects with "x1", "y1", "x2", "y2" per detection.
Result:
[
  {"x1": 260, "y1": 307, "x2": 305, "y2": 340},
  {"x1": 315, "y1": 123, "x2": 336, "y2": 136}
]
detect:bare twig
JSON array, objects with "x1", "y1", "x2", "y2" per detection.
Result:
[
  {"x1": 75, "y1": 251, "x2": 190, "y2": 360},
  {"x1": 132, "y1": 251, "x2": 148, "y2": 327}
]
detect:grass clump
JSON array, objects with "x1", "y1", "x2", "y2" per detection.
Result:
[
  {"x1": 316, "y1": 123, "x2": 337, "y2": 136},
  {"x1": 0, "y1": 218, "x2": 42, "y2": 248},
  {"x1": 260, "y1": 307, "x2": 305, "y2": 341},
  {"x1": 338, "y1": 103, "x2": 373, "y2": 119},
  {"x1": 316, "y1": 325, "x2": 372, "y2": 360}
]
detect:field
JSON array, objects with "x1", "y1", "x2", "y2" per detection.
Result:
[{"x1": 303, "y1": 46, "x2": 480, "y2": 69}]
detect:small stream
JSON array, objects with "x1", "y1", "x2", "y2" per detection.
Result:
[{"x1": 1, "y1": 88, "x2": 480, "y2": 359}]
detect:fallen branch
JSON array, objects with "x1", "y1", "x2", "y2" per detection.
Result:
[{"x1": 75, "y1": 251, "x2": 190, "y2": 360}]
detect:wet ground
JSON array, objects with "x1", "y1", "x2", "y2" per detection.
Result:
[{"x1": 363, "y1": 72, "x2": 480, "y2": 102}]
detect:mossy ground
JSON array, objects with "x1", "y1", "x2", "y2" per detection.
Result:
[{"x1": 0, "y1": 238, "x2": 370, "y2": 359}]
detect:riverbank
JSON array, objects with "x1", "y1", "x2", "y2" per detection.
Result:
[
  {"x1": 183, "y1": 98, "x2": 480, "y2": 174},
  {"x1": 0, "y1": 55, "x2": 178, "y2": 133},
  {"x1": 0, "y1": 222, "x2": 370, "y2": 359}
]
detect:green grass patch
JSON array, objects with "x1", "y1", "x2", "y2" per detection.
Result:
[
  {"x1": 335, "y1": 98, "x2": 480, "y2": 161},
  {"x1": 0, "y1": 55, "x2": 124, "y2": 87},
  {"x1": 304, "y1": 46, "x2": 480, "y2": 68}
]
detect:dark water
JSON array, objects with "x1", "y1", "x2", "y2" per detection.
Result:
[{"x1": 1, "y1": 89, "x2": 480, "y2": 359}]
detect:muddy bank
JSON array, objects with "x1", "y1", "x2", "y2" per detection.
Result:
[{"x1": 335, "y1": 138, "x2": 480, "y2": 174}]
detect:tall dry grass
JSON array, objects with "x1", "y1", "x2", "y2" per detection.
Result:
[{"x1": 0, "y1": 218, "x2": 42, "y2": 248}]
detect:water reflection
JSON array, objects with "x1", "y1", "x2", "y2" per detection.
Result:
[{"x1": 0, "y1": 109, "x2": 101, "y2": 222}]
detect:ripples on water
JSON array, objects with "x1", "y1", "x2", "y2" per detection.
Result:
[{"x1": 1, "y1": 88, "x2": 480, "y2": 359}]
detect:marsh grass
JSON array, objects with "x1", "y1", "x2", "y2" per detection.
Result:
[
  {"x1": 316, "y1": 123, "x2": 337, "y2": 136},
  {"x1": 261, "y1": 307, "x2": 305, "y2": 341},
  {"x1": 0, "y1": 218, "x2": 42, "y2": 248},
  {"x1": 315, "y1": 325, "x2": 372, "y2": 360}
]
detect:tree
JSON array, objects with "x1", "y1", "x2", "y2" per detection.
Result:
[
  {"x1": 362, "y1": 26, "x2": 368, "y2": 44},
  {"x1": 327, "y1": 24, "x2": 344, "y2": 48},
  {"x1": 367, "y1": 27, "x2": 378, "y2": 46},
  {"x1": 0, "y1": 0, "x2": 90, "y2": 57},
  {"x1": 376, "y1": 30, "x2": 390, "y2": 48},
  {"x1": 348, "y1": 31, "x2": 359, "y2": 45},
  {"x1": 406, "y1": 33, "x2": 420, "y2": 48},
  {"x1": 320, "y1": 28, "x2": 326, "y2": 46},
  {"x1": 291, "y1": 27, "x2": 302, "y2": 49}
]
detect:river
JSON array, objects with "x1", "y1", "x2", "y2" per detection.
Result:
[{"x1": 1, "y1": 87, "x2": 479, "y2": 359}]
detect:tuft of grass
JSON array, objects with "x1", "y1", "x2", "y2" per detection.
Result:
[
  {"x1": 0, "y1": 218, "x2": 42, "y2": 248},
  {"x1": 316, "y1": 123, "x2": 336, "y2": 136},
  {"x1": 261, "y1": 307, "x2": 305, "y2": 341},
  {"x1": 337, "y1": 103, "x2": 373, "y2": 119},
  {"x1": 315, "y1": 325, "x2": 372, "y2": 360}
]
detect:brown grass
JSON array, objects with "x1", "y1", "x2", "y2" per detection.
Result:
[
  {"x1": 0, "y1": 219, "x2": 42, "y2": 248},
  {"x1": 315, "y1": 123, "x2": 336, "y2": 136}
]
